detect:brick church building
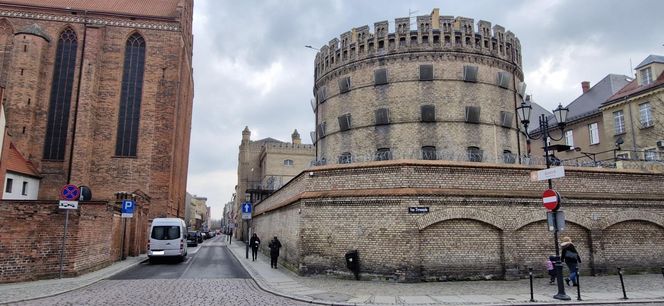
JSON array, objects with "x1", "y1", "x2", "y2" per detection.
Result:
[{"x1": 0, "y1": 0, "x2": 194, "y2": 218}]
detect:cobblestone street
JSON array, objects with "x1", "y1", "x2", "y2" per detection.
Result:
[{"x1": 12, "y1": 279, "x2": 308, "y2": 306}]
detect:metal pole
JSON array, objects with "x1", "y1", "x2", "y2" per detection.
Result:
[
  {"x1": 576, "y1": 270, "x2": 582, "y2": 300},
  {"x1": 618, "y1": 267, "x2": 628, "y2": 299},
  {"x1": 121, "y1": 218, "x2": 127, "y2": 260},
  {"x1": 528, "y1": 267, "x2": 535, "y2": 302},
  {"x1": 245, "y1": 219, "x2": 249, "y2": 259},
  {"x1": 58, "y1": 210, "x2": 70, "y2": 278},
  {"x1": 543, "y1": 114, "x2": 570, "y2": 301}
]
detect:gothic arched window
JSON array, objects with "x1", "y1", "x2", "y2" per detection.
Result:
[
  {"x1": 43, "y1": 27, "x2": 77, "y2": 160},
  {"x1": 115, "y1": 33, "x2": 146, "y2": 157}
]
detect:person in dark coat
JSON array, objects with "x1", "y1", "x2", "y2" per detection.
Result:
[
  {"x1": 250, "y1": 233, "x2": 261, "y2": 261},
  {"x1": 268, "y1": 236, "x2": 282, "y2": 268},
  {"x1": 561, "y1": 236, "x2": 581, "y2": 286}
]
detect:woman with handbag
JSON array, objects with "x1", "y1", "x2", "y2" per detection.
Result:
[{"x1": 561, "y1": 236, "x2": 581, "y2": 286}]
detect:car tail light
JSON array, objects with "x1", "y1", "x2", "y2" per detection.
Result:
[
  {"x1": 147, "y1": 242, "x2": 150, "y2": 250},
  {"x1": 180, "y1": 239, "x2": 184, "y2": 249}
]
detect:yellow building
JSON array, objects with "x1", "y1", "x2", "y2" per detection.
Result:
[{"x1": 600, "y1": 55, "x2": 664, "y2": 164}]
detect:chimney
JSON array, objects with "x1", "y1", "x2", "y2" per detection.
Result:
[{"x1": 581, "y1": 81, "x2": 590, "y2": 93}]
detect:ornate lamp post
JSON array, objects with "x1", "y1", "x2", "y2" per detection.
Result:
[{"x1": 517, "y1": 101, "x2": 571, "y2": 300}]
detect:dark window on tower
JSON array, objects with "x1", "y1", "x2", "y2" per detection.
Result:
[
  {"x1": 338, "y1": 76, "x2": 350, "y2": 93},
  {"x1": 421, "y1": 146, "x2": 437, "y2": 160},
  {"x1": 375, "y1": 148, "x2": 392, "y2": 161},
  {"x1": 374, "y1": 68, "x2": 388, "y2": 85},
  {"x1": 463, "y1": 65, "x2": 478, "y2": 82},
  {"x1": 503, "y1": 150, "x2": 516, "y2": 164},
  {"x1": 497, "y1": 71, "x2": 511, "y2": 88},
  {"x1": 338, "y1": 113, "x2": 351, "y2": 131},
  {"x1": 338, "y1": 152, "x2": 352, "y2": 164},
  {"x1": 375, "y1": 108, "x2": 390, "y2": 125},
  {"x1": 419, "y1": 64, "x2": 433, "y2": 81},
  {"x1": 421, "y1": 105, "x2": 436, "y2": 122},
  {"x1": 43, "y1": 27, "x2": 78, "y2": 160},
  {"x1": 115, "y1": 33, "x2": 146, "y2": 157},
  {"x1": 317, "y1": 86, "x2": 327, "y2": 103},
  {"x1": 465, "y1": 106, "x2": 480, "y2": 123},
  {"x1": 500, "y1": 111, "x2": 513, "y2": 128},
  {"x1": 467, "y1": 146, "x2": 483, "y2": 162},
  {"x1": 317, "y1": 121, "x2": 327, "y2": 138}
]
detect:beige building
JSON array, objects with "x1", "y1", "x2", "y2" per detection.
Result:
[
  {"x1": 189, "y1": 195, "x2": 208, "y2": 230},
  {"x1": 530, "y1": 75, "x2": 631, "y2": 166},
  {"x1": 233, "y1": 127, "x2": 315, "y2": 239},
  {"x1": 600, "y1": 55, "x2": 664, "y2": 164}
]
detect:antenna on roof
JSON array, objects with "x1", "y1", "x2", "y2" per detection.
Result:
[{"x1": 409, "y1": 8, "x2": 419, "y2": 26}]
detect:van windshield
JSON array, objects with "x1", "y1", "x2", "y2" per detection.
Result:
[{"x1": 151, "y1": 226, "x2": 180, "y2": 240}]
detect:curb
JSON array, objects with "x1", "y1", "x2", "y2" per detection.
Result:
[
  {"x1": 226, "y1": 239, "x2": 353, "y2": 306},
  {"x1": 1, "y1": 256, "x2": 148, "y2": 305}
]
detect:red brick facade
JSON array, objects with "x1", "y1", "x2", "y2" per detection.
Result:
[{"x1": 0, "y1": 0, "x2": 193, "y2": 219}]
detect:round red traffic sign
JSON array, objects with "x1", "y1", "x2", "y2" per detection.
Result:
[
  {"x1": 542, "y1": 189, "x2": 560, "y2": 211},
  {"x1": 60, "y1": 184, "x2": 80, "y2": 201}
]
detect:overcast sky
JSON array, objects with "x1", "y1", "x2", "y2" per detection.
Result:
[{"x1": 186, "y1": 0, "x2": 664, "y2": 219}]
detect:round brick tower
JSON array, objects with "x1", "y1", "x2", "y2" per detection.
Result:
[{"x1": 312, "y1": 9, "x2": 525, "y2": 165}]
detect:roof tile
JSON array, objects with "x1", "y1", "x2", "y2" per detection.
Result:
[
  {"x1": 6, "y1": 142, "x2": 40, "y2": 177},
  {"x1": 0, "y1": 0, "x2": 181, "y2": 18}
]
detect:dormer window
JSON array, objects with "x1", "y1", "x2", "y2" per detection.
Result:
[{"x1": 640, "y1": 67, "x2": 653, "y2": 85}]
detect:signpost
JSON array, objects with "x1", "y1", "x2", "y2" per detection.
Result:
[
  {"x1": 58, "y1": 184, "x2": 80, "y2": 278},
  {"x1": 120, "y1": 200, "x2": 135, "y2": 260},
  {"x1": 241, "y1": 202, "x2": 252, "y2": 259}
]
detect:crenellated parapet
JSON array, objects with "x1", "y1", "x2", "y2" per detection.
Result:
[{"x1": 314, "y1": 9, "x2": 522, "y2": 81}]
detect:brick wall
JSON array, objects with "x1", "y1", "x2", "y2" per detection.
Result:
[
  {"x1": 0, "y1": 200, "x2": 131, "y2": 283},
  {"x1": 253, "y1": 161, "x2": 664, "y2": 281}
]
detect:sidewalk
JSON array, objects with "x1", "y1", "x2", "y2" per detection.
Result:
[
  {"x1": 225, "y1": 239, "x2": 664, "y2": 305},
  {"x1": 0, "y1": 255, "x2": 146, "y2": 304}
]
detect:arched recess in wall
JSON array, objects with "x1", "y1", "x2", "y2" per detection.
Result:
[
  {"x1": 599, "y1": 210, "x2": 664, "y2": 230},
  {"x1": 512, "y1": 210, "x2": 593, "y2": 231},
  {"x1": 0, "y1": 18, "x2": 14, "y2": 87},
  {"x1": 419, "y1": 217, "x2": 504, "y2": 280},
  {"x1": 417, "y1": 207, "x2": 506, "y2": 231},
  {"x1": 601, "y1": 218, "x2": 664, "y2": 271}
]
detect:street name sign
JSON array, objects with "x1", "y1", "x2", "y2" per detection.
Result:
[
  {"x1": 58, "y1": 200, "x2": 78, "y2": 210},
  {"x1": 408, "y1": 207, "x2": 430, "y2": 213},
  {"x1": 530, "y1": 166, "x2": 565, "y2": 182}
]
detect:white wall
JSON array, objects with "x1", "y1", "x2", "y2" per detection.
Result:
[{"x1": 3, "y1": 172, "x2": 39, "y2": 200}]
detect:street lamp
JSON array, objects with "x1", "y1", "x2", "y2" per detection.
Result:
[
  {"x1": 305, "y1": 45, "x2": 319, "y2": 51},
  {"x1": 517, "y1": 101, "x2": 571, "y2": 301}
]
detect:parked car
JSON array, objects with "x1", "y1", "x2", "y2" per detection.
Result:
[
  {"x1": 186, "y1": 231, "x2": 199, "y2": 247},
  {"x1": 147, "y1": 218, "x2": 187, "y2": 263}
]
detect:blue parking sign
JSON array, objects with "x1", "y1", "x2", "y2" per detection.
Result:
[{"x1": 121, "y1": 200, "x2": 135, "y2": 218}]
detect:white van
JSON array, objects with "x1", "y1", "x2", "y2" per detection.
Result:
[{"x1": 147, "y1": 218, "x2": 188, "y2": 262}]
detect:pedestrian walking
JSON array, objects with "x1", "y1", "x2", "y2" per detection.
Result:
[
  {"x1": 228, "y1": 229, "x2": 233, "y2": 245},
  {"x1": 546, "y1": 255, "x2": 556, "y2": 284},
  {"x1": 268, "y1": 236, "x2": 282, "y2": 268},
  {"x1": 250, "y1": 233, "x2": 261, "y2": 261},
  {"x1": 561, "y1": 236, "x2": 581, "y2": 286}
]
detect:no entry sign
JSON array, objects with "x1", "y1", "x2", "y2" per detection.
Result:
[{"x1": 542, "y1": 189, "x2": 560, "y2": 211}]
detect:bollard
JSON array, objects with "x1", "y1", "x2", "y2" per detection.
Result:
[
  {"x1": 576, "y1": 269, "x2": 582, "y2": 301},
  {"x1": 529, "y1": 267, "x2": 535, "y2": 302},
  {"x1": 661, "y1": 267, "x2": 664, "y2": 279},
  {"x1": 618, "y1": 267, "x2": 628, "y2": 299}
]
